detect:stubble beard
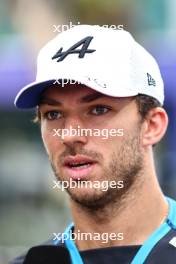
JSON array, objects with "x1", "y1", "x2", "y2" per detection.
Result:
[{"x1": 50, "y1": 132, "x2": 144, "y2": 211}]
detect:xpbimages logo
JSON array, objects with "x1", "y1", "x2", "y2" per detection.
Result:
[
  {"x1": 53, "y1": 230, "x2": 124, "y2": 244},
  {"x1": 52, "y1": 22, "x2": 124, "y2": 33},
  {"x1": 52, "y1": 126, "x2": 124, "y2": 140},
  {"x1": 53, "y1": 179, "x2": 124, "y2": 192}
]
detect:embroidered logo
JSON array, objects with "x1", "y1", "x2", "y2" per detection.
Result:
[
  {"x1": 169, "y1": 237, "x2": 176, "y2": 247},
  {"x1": 147, "y1": 73, "x2": 156, "y2": 86},
  {"x1": 52, "y1": 36, "x2": 96, "y2": 62}
]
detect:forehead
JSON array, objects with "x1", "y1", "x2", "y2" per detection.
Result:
[
  {"x1": 42, "y1": 84, "x2": 98, "y2": 98},
  {"x1": 39, "y1": 83, "x2": 135, "y2": 107},
  {"x1": 39, "y1": 84, "x2": 118, "y2": 106}
]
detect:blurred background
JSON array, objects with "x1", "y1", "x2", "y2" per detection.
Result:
[{"x1": 0, "y1": 0, "x2": 175, "y2": 263}]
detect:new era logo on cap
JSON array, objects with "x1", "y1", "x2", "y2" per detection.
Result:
[{"x1": 147, "y1": 73, "x2": 156, "y2": 87}]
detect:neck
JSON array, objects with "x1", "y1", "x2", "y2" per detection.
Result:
[{"x1": 70, "y1": 164, "x2": 168, "y2": 250}]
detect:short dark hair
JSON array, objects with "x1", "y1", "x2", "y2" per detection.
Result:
[
  {"x1": 33, "y1": 94, "x2": 162, "y2": 123},
  {"x1": 135, "y1": 94, "x2": 162, "y2": 121}
]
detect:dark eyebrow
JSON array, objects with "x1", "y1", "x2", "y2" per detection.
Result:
[
  {"x1": 39, "y1": 92, "x2": 107, "y2": 106},
  {"x1": 39, "y1": 98, "x2": 62, "y2": 106},
  {"x1": 78, "y1": 92, "x2": 107, "y2": 103}
]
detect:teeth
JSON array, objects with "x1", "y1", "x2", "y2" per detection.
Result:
[
  {"x1": 71, "y1": 162, "x2": 87, "y2": 165},
  {"x1": 70, "y1": 163, "x2": 91, "y2": 169},
  {"x1": 69, "y1": 162, "x2": 90, "y2": 167}
]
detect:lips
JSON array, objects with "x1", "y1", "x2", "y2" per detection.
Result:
[
  {"x1": 63, "y1": 155, "x2": 97, "y2": 179},
  {"x1": 64, "y1": 155, "x2": 95, "y2": 167}
]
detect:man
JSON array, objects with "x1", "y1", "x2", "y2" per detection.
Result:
[{"x1": 11, "y1": 25, "x2": 176, "y2": 264}]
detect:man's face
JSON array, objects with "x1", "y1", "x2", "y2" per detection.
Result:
[{"x1": 39, "y1": 84, "x2": 144, "y2": 209}]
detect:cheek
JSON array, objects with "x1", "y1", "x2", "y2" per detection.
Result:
[
  {"x1": 91, "y1": 121, "x2": 134, "y2": 158},
  {"x1": 41, "y1": 123, "x2": 60, "y2": 156}
]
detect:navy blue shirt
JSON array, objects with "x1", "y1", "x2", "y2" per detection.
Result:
[
  {"x1": 10, "y1": 197, "x2": 176, "y2": 264},
  {"x1": 80, "y1": 245, "x2": 141, "y2": 264}
]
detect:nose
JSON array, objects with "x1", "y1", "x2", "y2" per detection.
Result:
[{"x1": 61, "y1": 117, "x2": 88, "y2": 147}]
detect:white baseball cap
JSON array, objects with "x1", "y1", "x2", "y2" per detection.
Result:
[{"x1": 14, "y1": 24, "x2": 164, "y2": 108}]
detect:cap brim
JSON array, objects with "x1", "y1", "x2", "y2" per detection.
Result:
[
  {"x1": 14, "y1": 77, "x2": 138, "y2": 109},
  {"x1": 14, "y1": 80, "x2": 55, "y2": 109}
]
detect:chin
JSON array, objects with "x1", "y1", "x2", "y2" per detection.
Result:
[
  {"x1": 68, "y1": 187, "x2": 102, "y2": 199},
  {"x1": 67, "y1": 188, "x2": 115, "y2": 210}
]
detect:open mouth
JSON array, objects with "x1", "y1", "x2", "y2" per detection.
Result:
[
  {"x1": 64, "y1": 155, "x2": 96, "y2": 167},
  {"x1": 67, "y1": 161, "x2": 94, "y2": 169},
  {"x1": 63, "y1": 155, "x2": 97, "y2": 179}
]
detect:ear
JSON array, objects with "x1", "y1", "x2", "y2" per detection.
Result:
[{"x1": 141, "y1": 107, "x2": 168, "y2": 147}]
